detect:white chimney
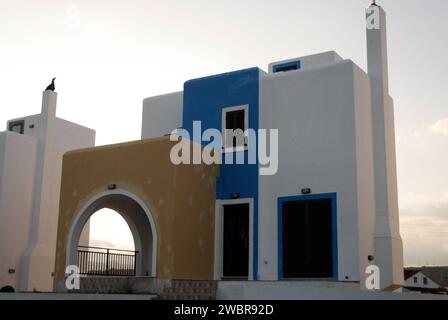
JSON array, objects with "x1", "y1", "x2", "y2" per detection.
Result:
[
  {"x1": 366, "y1": 2, "x2": 404, "y2": 291},
  {"x1": 41, "y1": 90, "x2": 57, "y2": 118}
]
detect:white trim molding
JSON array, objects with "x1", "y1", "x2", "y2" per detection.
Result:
[
  {"x1": 65, "y1": 189, "x2": 158, "y2": 277},
  {"x1": 214, "y1": 198, "x2": 254, "y2": 281}
]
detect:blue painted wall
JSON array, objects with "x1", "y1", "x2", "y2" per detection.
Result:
[{"x1": 182, "y1": 67, "x2": 260, "y2": 279}]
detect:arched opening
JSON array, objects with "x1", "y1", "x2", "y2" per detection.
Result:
[
  {"x1": 77, "y1": 209, "x2": 136, "y2": 276},
  {"x1": 66, "y1": 190, "x2": 157, "y2": 277}
]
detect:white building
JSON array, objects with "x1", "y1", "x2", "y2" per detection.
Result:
[
  {"x1": 0, "y1": 90, "x2": 95, "y2": 292},
  {"x1": 141, "y1": 3, "x2": 403, "y2": 290},
  {"x1": 404, "y1": 267, "x2": 448, "y2": 294},
  {"x1": 405, "y1": 271, "x2": 441, "y2": 290}
]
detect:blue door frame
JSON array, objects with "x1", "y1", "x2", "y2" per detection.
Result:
[{"x1": 277, "y1": 193, "x2": 338, "y2": 280}]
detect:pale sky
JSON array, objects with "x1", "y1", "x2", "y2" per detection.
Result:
[{"x1": 0, "y1": 0, "x2": 447, "y2": 266}]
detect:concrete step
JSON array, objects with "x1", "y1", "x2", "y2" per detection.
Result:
[
  {"x1": 162, "y1": 287, "x2": 216, "y2": 295},
  {"x1": 158, "y1": 280, "x2": 218, "y2": 300},
  {"x1": 171, "y1": 280, "x2": 218, "y2": 289},
  {"x1": 74, "y1": 276, "x2": 157, "y2": 294},
  {"x1": 158, "y1": 293, "x2": 215, "y2": 300}
]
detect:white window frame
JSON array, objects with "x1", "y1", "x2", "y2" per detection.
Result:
[
  {"x1": 221, "y1": 105, "x2": 249, "y2": 153},
  {"x1": 214, "y1": 198, "x2": 254, "y2": 281}
]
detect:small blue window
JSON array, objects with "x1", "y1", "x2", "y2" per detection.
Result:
[{"x1": 273, "y1": 60, "x2": 301, "y2": 73}]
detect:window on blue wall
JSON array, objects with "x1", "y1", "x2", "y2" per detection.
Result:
[
  {"x1": 222, "y1": 105, "x2": 248, "y2": 151},
  {"x1": 226, "y1": 110, "x2": 245, "y2": 132},
  {"x1": 273, "y1": 60, "x2": 301, "y2": 73}
]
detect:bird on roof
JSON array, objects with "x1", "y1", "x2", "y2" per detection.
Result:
[{"x1": 45, "y1": 78, "x2": 56, "y2": 91}]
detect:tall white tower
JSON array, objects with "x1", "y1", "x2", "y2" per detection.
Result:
[
  {"x1": 366, "y1": 2, "x2": 404, "y2": 290},
  {"x1": 0, "y1": 90, "x2": 95, "y2": 292}
]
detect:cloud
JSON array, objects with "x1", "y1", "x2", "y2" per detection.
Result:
[
  {"x1": 400, "y1": 192, "x2": 448, "y2": 210},
  {"x1": 400, "y1": 193, "x2": 448, "y2": 266},
  {"x1": 430, "y1": 118, "x2": 448, "y2": 136}
]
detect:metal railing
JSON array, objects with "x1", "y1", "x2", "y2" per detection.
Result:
[{"x1": 77, "y1": 246, "x2": 138, "y2": 276}]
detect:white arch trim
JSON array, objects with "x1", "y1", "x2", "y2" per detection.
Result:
[{"x1": 65, "y1": 189, "x2": 158, "y2": 277}]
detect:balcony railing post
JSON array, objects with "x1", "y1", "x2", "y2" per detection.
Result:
[
  {"x1": 106, "y1": 248, "x2": 109, "y2": 276},
  {"x1": 133, "y1": 252, "x2": 137, "y2": 276}
]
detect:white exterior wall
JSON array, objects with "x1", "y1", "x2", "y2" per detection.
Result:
[
  {"x1": 404, "y1": 272, "x2": 440, "y2": 289},
  {"x1": 268, "y1": 51, "x2": 343, "y2": 74},
  {"x1": 0, "y1": 133, "x2": 38, "y2": 291},
  {"x1": 0, "y1": 91, "x2": 95, "y2": 292},
  {"x1": 217, "y1": 281, "x2": 448, "y2": 300},
  {"x1": 141, "y1": 92, "x2": 183, "y2": 139},
  {"x1": 353, "y1": 65, "x2": 376, "y2": 289},
  {"x1": 258, "y1": 60, "x2": 376, "y2": 284}
]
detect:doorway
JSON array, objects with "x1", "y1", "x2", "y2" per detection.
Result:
[
  {"x1": 278, "y1": 193, "x2": 337, "y2": 279},
  {"x1": 215, "y1": 199, "x2": 253, "y2": 280},
  {"x1": 223, "y1": 203, "x2": 249, "y2": 279}
]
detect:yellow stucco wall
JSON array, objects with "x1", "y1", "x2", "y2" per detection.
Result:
[{"x1": 54, "y1": 137, "x2": 218, "y2": 285}]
